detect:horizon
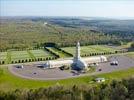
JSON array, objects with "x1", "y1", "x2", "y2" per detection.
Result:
[
  {"x1": 1, "y1": 16, "x2": 134, "y2": 20},
  {"x1": 1, "y1": 0, "x2": 134, "y2": 19}
]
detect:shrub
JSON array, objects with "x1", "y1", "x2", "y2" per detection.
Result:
[
  {"x1": 22, "y1": 60, "x2": 24, "y2": 63},
  {"x1": 2, "y1": 61, "x2": 5, "y2": 64},
  {"x1": 18, "y1": 60, "x2": 21, "y2": 63},
  {"x1": 29, "y1": 59, "x2": 31, "y2": 62},
  {"x1": 32, "y1": 59, "x2": 34, "y2": 62},
  {"x1": 43, "y1": 58, "x2": 46, "y2": 61},
  {"x1": 11, "y1": 61, "x2": 14, "y2": 64},
  {"x1": 131, "y1": 42, "x2": 134, "y2": 48},
  {"x1": 25, "y1": 59, "x2": 28, "y2": 62}
]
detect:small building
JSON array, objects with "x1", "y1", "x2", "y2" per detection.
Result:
[
  {"x1": 43, "y1": 22, "x2": 48, "y2": 26},
  {"x1": 95, "y1": 78, "x2": 105, "y2": 83}
]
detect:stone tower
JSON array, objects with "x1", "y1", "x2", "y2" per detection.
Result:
[
  {"x1": 75, "y1": 41, "x2": 81, "y2": 60},
  {"x1": 72, "y1": 42, "x2": 88, "y2": 70}
]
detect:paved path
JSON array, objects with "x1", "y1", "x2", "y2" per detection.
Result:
[{"x1": 8, "y1": 55, "x2": 134, "y2": 80}]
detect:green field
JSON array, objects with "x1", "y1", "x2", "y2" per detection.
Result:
[
  {"x1": 11, "y1": 51, "x2": 31, "y2": 61},
  {"x1": 46, "y1": 47, "x2": 71, "y2": 58},
  {"x1": 126, "y1": 52, "x2": 134, "y2": 58},
  {"x1": 0, "y1": 49, "x2": 54, "y2": 64},
  {"x1": 0, "y1": 45, "x2": 127, "y2": 64},
  {"x1": 30, "y1": 49, "x2": 53, "y2": 58},
  {"x1": 0, "y1": 65, "x2": 133, "y2": 92},
  {"x1": 61, "y1": 45, "x2": 120, "y2": 56},
  {"x1": 0, "y1": 52, "x2": 7, "y2": 61}
]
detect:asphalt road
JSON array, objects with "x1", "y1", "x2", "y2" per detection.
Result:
[{"x1": 9, "y1": 55, "x2": 134, "y2": 80}]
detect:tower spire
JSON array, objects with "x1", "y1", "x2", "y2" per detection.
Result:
[{"x1": 75, "y1": 41, "x2": 81, "y2": 60}]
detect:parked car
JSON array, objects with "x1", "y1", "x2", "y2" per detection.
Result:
[
  {"x1": 98, "y1": 68, "x2": 102, "y2": 71},
  {"x1": 110, "y1": 61, "x2": 118, "y2": 65},
  {"x1": 15, "y1": 65, "x2": 24, "y2": 69},
  {"x1": 37, "y1": 64, "x2": 45, "y2": 68}
]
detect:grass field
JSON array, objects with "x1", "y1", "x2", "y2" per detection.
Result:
[
  {"x1": 126, "y1": 52, "x2": 134, "y2": 58},
  {"x1": 61, "y1": 45, "x2": 120, "y2": 56},
  {"x1": 0, "y1": 49, "x2": 55, "y2": 64},
  {"x1": 0, "y1": 45, "x2": 127, "y2": 64},
  {"x1": 11, "y1": 51, "x2": 31, "y2": 61},
  {"x1": 0, "y1": 52, "x2": 7, "y2": 61},
  {"x1": 0, "y1": 65, "x2": 133, "y2": 92},
  {"x1": 46, "y1": 47, "x2": 71, "y2": 58},
  {"x1": 30, "y1": 49, "x2": 53, "y2": 59}
]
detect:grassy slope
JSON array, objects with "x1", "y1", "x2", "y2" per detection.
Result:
[{"x1": 0, "y1": 65, "x2": 133, "y2": 92}]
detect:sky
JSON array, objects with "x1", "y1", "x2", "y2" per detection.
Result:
[{"x1": 1, "y1": 0, "x2": 134, "y2": 18}]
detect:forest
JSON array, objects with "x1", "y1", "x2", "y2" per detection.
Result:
[{"x1": 0, "y1": 17, "x2": 134, "y2": 50}]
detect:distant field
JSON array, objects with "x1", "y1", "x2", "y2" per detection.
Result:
[{"x1": 61, "y1": 45, "x2": 120, "y2": 56}]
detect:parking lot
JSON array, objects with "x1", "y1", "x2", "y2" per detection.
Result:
[
  {"x1": 95, "y1": 55, "x2": 134, "y2": 74},
  {"x1": 9, "y1": 55, "x2": 134, "y2": 80}
]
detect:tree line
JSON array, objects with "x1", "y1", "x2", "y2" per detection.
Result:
[{"x1": 0, "y1": 77, "x2": 133, "y2": 100}]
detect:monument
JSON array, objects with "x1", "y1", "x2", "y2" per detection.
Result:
[
  {"x1": 71, "y1": 42, "x2": 88, "y2": 70},
  {"x1": 43, "y1": 41, "x2": 107, "y2": 70}
]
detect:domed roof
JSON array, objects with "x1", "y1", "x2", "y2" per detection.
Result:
[{"x1": 72, "y1": 59, "x2": 88, "y2": 70}]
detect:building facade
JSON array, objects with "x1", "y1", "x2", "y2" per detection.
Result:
[{"x1": 44, "y1": 42, "x2": 107, "y2": 70}]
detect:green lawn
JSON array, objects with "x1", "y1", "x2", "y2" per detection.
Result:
[
  {"x1": 61, "y1": 45, "x2": 120, "y2": 56},
  {"x1": 0, "y1": 49, "x2": 55, "y2": 64},
  {"x1": 61, "y1": 47, "x2": 76, "y2": 55},
  {"x1": 0, "y1": 52, "x2": 7, "y2": 61},
  {"x1": 46, "y1": 47, "x2": 70, "y2": 58},
  {"x1": 11, "y1": 51, "x2": 31, "y2": 61},
  {"x1": 0, "y1": 45, "x2": 131, "y2": 64},
  {"x1": 29, "y1": 49, "x2": 53, "y2": 59},
  {"x1": 0, "y1": 65, "x2": 133, "y2": 92},
  {"x1": 126, "y1": 52, "x2": 134, "y2": 58}
]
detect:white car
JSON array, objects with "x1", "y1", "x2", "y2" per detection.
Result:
[
  {"x1": 110, "y1": 61, "x2": 118, "y2": 65},
  {"x1": 15, "y1": 65, "x2": 24, "y2": 68}
]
